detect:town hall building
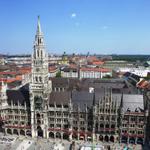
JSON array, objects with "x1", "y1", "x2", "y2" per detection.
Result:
[{"x1": 0, "y1": 17, "x2": 146, "y2": 145}]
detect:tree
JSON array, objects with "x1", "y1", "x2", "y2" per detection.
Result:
[
  {"x1": 103, "y1": 75, "x2": 112, "y2": 79},
  {"x1": 56, "y1": 71, "x2": 61, "y2": 78}
]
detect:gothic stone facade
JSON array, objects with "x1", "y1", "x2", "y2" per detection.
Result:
[{"x1": 0, "y1": 17, "x2": 146, "y2": 145}]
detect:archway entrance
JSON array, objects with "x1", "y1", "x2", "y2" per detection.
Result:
[
  {"x1": 37, "y1": 126, "x2": 43, "y2": 137},
  {"x1": 79, "y1": 133, "x2": 85, "y2": 140},
  {"x1": 104, "y1": 135, "x2": 109, "y2": 142},
  {"x1": 87, "y1": 133, "x2": 92, "y2": 141},
  {"x1": 105, "y1": 124, "x2": 109, "y2": 128},
  {"x1": 110, "y1": 136, "x2": 114, "y2": 142},
  {"x1": 72, "y1": 133, "x2": 77, "y2": 140},
  {"x1": 63, "y1": 133, "x2": 69, "y2": 140},
  {"x1": 13, "y1": 129, "x2": 18, "y2": 135},
  {"x1": 49, "y1": 132, "x2": 54, "y2": 138},
  {"x1": 129, "y1": 137, "x2": 135, "y2": 144},
  {"x1": 99, "y1": 135, "x2": 103, "y2": 141},
  {"x1": 121, "y1": 136, "x2": 127, "y2": 143},
  {"x1": 137, "y1": 138, "x2": 143, "y2": 145},
  {"x1": 7, "y1": 128, "x2": 12, "y2": 134},
  {"x1": 100, "y1": 124, "x2": 104, "y2": 128},
  {"x1": 56, "y1": 132, "x2": 61, "y2": 139},
  {"x1": 20, "y1": 130, "x2": 25, "y2": 136},
  {"x1": 26, "y1": 130, "x2": 31, "y2": 136}
]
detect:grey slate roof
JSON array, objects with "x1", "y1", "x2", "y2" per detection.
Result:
[
  {"x1": 6, "y1": 88, "x2": 30, "y2": 106},
  {"x1": 48, "y1": 90, "x2": 123, "y2": 111},
  {"x1": 49, "y1": 91, "x2": 70, "y2": 105},
  {"x1": 122, "y1": 94, "x2": 144, "y2": 113},
  {"x1": 72, "y1": 91, "x2": 93, "y2": 111},
  {"x1": 51, "y1": 78, "x2": 139, "y2": 94},
  {"x1": 50, "y1": 78, "x2": 69, "y2": 88},
  {"x1": 5, "y1": 78, "x2": 144, "y2": 114}
]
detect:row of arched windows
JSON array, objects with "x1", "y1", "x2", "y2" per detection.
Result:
[
  {"x1": 37, "y1": 49, "x2": 43, "y2": 58},
  {"x1": 33, "y1": 49, "x2": 43, "y2": 58},
  {"x1": 35, "y1": 76, "x2": 42, "y2": 83},
  {"x1": 100, "y1": 124, "x2": 115, "y2": 128}
]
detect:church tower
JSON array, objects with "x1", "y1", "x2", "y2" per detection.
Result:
[{"x1": 30, "y1": 16, "x2": 51, "y2": 138}]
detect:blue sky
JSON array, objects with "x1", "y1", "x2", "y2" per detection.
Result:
[{"x1": 0, "y1": 0, "x2": 150, "y2": 55}]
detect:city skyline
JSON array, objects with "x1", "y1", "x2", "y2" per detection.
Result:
[{"x1": 0, "y1": 0, "x2": 150, "y2": 54}]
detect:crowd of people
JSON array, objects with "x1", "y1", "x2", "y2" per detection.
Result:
[{"x1": 0, "y1": 136, "x2": 15, "y2": 144}]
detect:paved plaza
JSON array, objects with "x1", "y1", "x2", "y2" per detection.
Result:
[{"x1": 0, "y1": 133, "x2": 145, "y2": 150}]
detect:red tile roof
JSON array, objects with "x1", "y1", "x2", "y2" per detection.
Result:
[
  {"x1": 0, "y1": 71, "x2": 17, "y2": 75},
  {"x1": 18, "y1": 67, "x2": 31, "y2": 74},
  {"x1": 90, "y1": 61, "x2": 104, "y2": 65},
  {"x1": 69, "y1": 64, "x2": 77, "y2": 69},
  {"x1": 136, "y1": 79, "x2": 150, "y2": 89},
  {"x1": 81, "y1": 67, "x2": 111, "y2": 73},
  {"x1": 49, "y1": 66, "x2": 58, "y2": 72},
  {"x1": 87, "y1": 56, "x2": 98, "y2": 61}
]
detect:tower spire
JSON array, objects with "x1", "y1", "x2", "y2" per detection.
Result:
[
  {"x1": 30, "y1": 16, "x2": 52, "y2": 138},
  {"x1": 37, "y1": 15, "x2": 42, "y2": 34}
]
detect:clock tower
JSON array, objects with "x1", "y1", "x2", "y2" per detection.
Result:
[{"x1": 30, "y1": 16, "x2": 51, "y2": 138}]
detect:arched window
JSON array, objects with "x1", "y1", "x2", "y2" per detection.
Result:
[
  {"x1": 38, "y1": 38, "x2": 41, "y2": 45},
  {"x1": 41, "y1": 50, "x2": 43, "y2": 57},
  {"x1": 35, "y1": 76, "x2": 38, "y2": 82},
  {"x1": 106, "y1": 124, "x2": 109, "y2": 128},
  {"x1": 100, "y1": 124, "x2": 104, "y2": 128},
  {"x1": 100, "y1": 116, "x2": 104, "y2": 120},
  {"x1": 37, "y1": 50, "x2": 39, "y2": 57},
  {"x1": 111, "y1": 124, "x2": 115, "y2": 128},
  {"x1": 39, "y1": 77, "x2": 42, "y2": 82},
  {"x1": 106, "y1": 116, "x2": 109, "y2": 121},
  {"x1": 36, "y1": 113, "x2": 40, "y2": 118}
]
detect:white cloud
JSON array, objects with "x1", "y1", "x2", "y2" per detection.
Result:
[{"x1": 71, "y1": 13, "x2": 77, "y2": 18}]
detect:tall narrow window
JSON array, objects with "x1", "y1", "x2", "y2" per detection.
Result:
[
  {"x1": 39, "y1": 77, "x2": 42, "y2": 82},
  {"x1": 37, "y1": 50, "x2": 39, "y2": 57},
  {"x1": 41, "y1": 50, "x2": 43, "y2": 57},
  {"x1": 35, "y1": 76, "x2": 38, "y2": 82}
]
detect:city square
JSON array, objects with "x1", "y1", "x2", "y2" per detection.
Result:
[{"x1": 0, "y1": 1, "x2": 150, "y2": 150}]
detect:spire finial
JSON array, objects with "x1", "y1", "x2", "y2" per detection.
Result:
[{"x1": 37, "y1": 15, "x2": 42, "y2": 34}]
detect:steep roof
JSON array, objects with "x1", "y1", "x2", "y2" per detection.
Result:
[
  {"x1": 6, "y1": 89, "x2": 30, "y2": 106},
  {"x1": 51, "y1": 78, "x2": 139, "y2": 94},
  {"x1": 122, "y1": 94, "x2": 144, "y2": 113},
  {"x1": 49, "y1": 91, "x2": 70, "y2": 105}
]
